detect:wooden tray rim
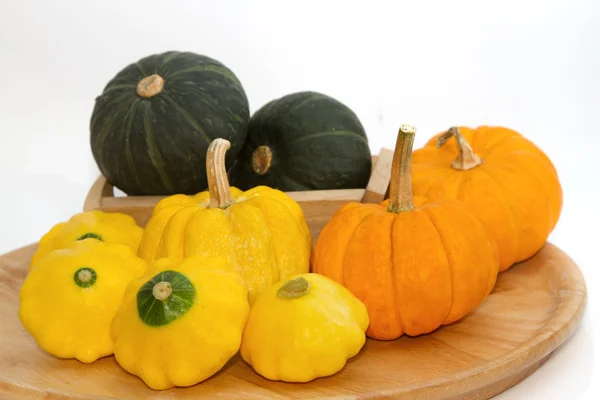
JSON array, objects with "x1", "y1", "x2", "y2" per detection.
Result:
[{"x1": 83, "y1": 150, "x2": 394, "y2": 212}]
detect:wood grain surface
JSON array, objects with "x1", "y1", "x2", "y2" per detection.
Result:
[
  {"x1": 0, "y1": 242, "x2": 586, "y2": 400},
  {"x1": 361, "y1": 148, "x2": 393, "y2": 204}
]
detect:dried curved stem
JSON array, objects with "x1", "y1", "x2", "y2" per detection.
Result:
[{"x1": 437, "y1": 126, "x2": 482, "y2": 170}]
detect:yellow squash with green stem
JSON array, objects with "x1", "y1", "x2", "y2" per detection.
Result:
[
  {"x1": 111, "y1": 253, "x2": 249, "y2": 390},
  {"x1": 137, "y1": 138, "x2": 311, "y2": 303},
  {"x1": 19, "y1": 239, "x2": 147, "y2": 363},
  {"x1": 241, "y1": 273, "x2": 369, "y2": 382},
  {"x1": 30, "y1": 210, "x2": 144, "y2": 270}
]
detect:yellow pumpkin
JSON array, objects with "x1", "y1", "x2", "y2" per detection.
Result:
[
  {"x1": 19, "y1": 239, "x2": 147, "y2": 363},
  {"x1": 30, "y1": 210, "x2": 143, "y2": 270},
  {"x1": 241, "y1": 273, "x2": 369, "y2": 382},
  {"x1": 111, "y1": 253, "x2": 249, "y2": 390},
  {"x1": 137, "y1": 138, "x2": 311, "y2": 303}
]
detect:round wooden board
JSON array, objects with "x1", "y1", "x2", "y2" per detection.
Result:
[{"x1": 0, "y1": 242, "x2": 587, "y2": 400}]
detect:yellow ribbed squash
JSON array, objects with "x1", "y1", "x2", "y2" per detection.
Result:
[
  {"x1": 111, "y1": 253, "x2": 249, "y2": 390},
  {"x1": 137, "y1": 138, "x2": 311, "y2": 303},
  {"x1": 30, "y1": 210, "x2": 143, "y2": 270},
  {"x1": 241, "y1": 273, "x2": 369, "y2": 382},
  {"x1": 19, "y1": 239, "x2": 147, "y2": 363}
]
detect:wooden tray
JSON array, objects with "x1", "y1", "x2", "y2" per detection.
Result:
[
  {"x1": 0, "y1": 241, "x2": 586, "y2": 399},
  {"x1": 82, "y1": 150, "x2": 395, "y2": 242}
]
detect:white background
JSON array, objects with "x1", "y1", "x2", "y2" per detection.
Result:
[{"x1": 1, "y1": 0, "x2": 598, "y2": 398}]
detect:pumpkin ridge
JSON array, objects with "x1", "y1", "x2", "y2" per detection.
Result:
[
  {"x1": 91, "y1": 91, "x2": 136, "y2": 144},
  {"x1": 171, "y1": 83, "x2": 248, "y2": 122},
  {"x1": 279, "y1": 92, "x2": 324, "y2": 119},
  {"x1": 123, "y1": 98, "x2": 143, "y2": 190},
  {"x1": 135, "y1": 62, "x2": 147, "y2": 76},
  {"x1": 228, "y1": 202, "x2": 279, "y2": 301},
  {"x1": 161, "y1": 94, "x2": 212, "y2": 145},
  {"x1": 468, "y1": 126, "x2": 492, "y2": 154},
  {"x1": 418, "y1": 207, "x2": 457, "y2": 326},
  {"x1": 91, "y1": 90, "x2": 136, "y2": 125},
  {"x1": 471, "y1": 167, "x2": 521, "y2": 269},
  {"x1": 416, "y1": 167, "x2": 455, "y2": 195},
  {"x1": 162, "y1": 93, "x2": 212, "y2": 144},
  {"x1": 93, "y1": 101, "x2": 137, "y2": 184},
  {"x1": 342, "y1": 209, "x2": 398, "y2": 337},
  {"x1": 488, "y1": 158, "x2": 554, "y2": 238},
  {"x1": 389, "y1": 214, "x2": 405, "y2": 336},
  {"x1": 288, "y1": 130, "x2": 368, "y2": 144},
  {"x1": 455, "y1": 171, "x2": 475, "y2": 210},
  {"x1": 287, "y1": 130, "x2": 369, "y2": 146},
  {"x1": 473, "y1": 127, "x2": 520, "y2": 155},
  {"x1": 254, "y1": 100, "x2": 282, "y2": 146},
  {"x1": 101, "y1": 84, "x2": 137, "y2": 95},
  {"x1": 240, "y1": 193, "x2": 308, "y2": 251},
  {"x1": 168, "y1": 65, "x2": 242, "y2": 86},
  {"x1": 330, "y1": 206, "x2": 376, "y2": 280},
  {"x1": 237, "y1": 199, "x2": 285, "y2": 279},
  {"x1": 142, "y1": 103, "x2": 174, "y2": 193},
  {"x1": 157, "y1": 51, "x2": 181, "y2": 73}
]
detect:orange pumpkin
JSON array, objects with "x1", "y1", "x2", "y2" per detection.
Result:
[
  {"x1": 411, "y1": 126, "x2": 562, "y2": 272},
  {"x1": 312, "y1": 124, "x2": 499, "y2": 341}
]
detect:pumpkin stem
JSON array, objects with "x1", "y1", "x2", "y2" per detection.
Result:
[
  {"x1": 436, "y1": 126, "x2": 482, "y2": 170},
  {"x1": 137, "y1": 74, "x2": 165, "y2": 98},
  {"x1": 207, "y1": 138, "x2": 234, "y2": 209},
  {"x1": 276, "y1": 277, "x2": 310, "y2": 299},
  {"x1": 252, "y1": 146, "x2": 273, "y2": 175},
  {"x1": 388, "y1": 124, "x2": 416, "y2": 213},
  {"x1": 152, "y1": 282, "x2": 172, "y2": 301}
]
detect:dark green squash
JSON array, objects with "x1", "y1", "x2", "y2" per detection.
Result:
[
  {"x1": 90, "y1": 51, "x2": 250, "y2": 195},
  {"x1": 229, "y1": 91, "x2": 372, "y2": 192}
]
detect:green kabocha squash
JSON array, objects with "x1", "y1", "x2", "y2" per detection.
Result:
[
  {"x1": 90, "y1": 51, "x2": 250, "y2": 195},
  {"x1": 229, "y1": 91, "x2": 372, "y2": 191}
]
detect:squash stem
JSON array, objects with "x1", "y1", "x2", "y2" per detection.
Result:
[
  {"x1": 137, "y1": 74, "x2": 165, "y2": 98},
  {"x1": 277, "y1": 277, "x2": 310, "y2": 299},
  {"x1": 388, "y1": 124, "x2": 416, "y2": 213},
  {"x1": 152, "y1": 282, "x2": 172, "y2": 301},
  {"x1": 73, "y1": 267, "x2": 97, "y2": 288},
  {"x1": 436, "y1": 126, "x2": 482, "y2": 170},
  {"x1": 78, "y1": 269, "x2": 93, "y2": 283},
  {"x1": 207, "y1": 139, "x2": 234, "y2": 209},
  {"x1": 252, "y1": 146, "x2": 273, "y2": 175}
]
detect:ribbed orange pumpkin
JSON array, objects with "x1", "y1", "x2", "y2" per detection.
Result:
[
  {"x1": 411, "y1": 126, "x2": 562, "y2": 272},
  {"x1": 312, "y1": 125, "x2": 499, "y2": 341}
]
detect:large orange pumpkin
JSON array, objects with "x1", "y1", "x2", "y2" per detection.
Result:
[
  {"x1": 411, "y1": 126, "x2": 562, "y2": 272},
  {"x1": 312, "y1": 124, "x2": 499, "y2": 341}
]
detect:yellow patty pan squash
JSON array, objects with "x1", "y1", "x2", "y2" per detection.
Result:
[
  {"x1": 19, "y1": 239, "x2": 147, "y2": 363},
  {"x1": 137, "y1": 138, "x2": 311, "y2": 304},
  {"x1": 30, "y1": 210, "x2": 144, "y2": 270},
  {"x1": 240, "y1": 273, "x2": 369, "y2": 382},
  {"x1": 111, "y1": 253, "x2": 250, "y2": 390}
]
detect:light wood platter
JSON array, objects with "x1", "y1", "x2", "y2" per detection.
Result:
[{"x1": 0, "y1": 241, "x2": 586, "y2": 399}]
